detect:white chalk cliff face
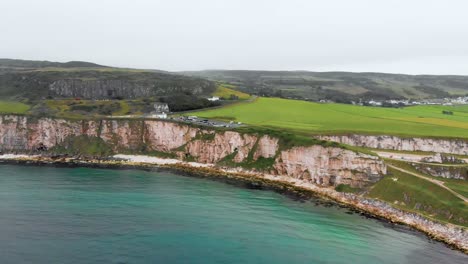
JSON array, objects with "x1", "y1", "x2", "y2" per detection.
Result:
[
  {"x1": 185, "y1": 131, "x2": 257, "y2": 163},
  {"x1": 318, "y1": 135, "x2": 468, "y2": 155},
  {"x1": 0, "y1": 115, "x2": 386, "y2": 187},
  {"x1": 273, "y1": 146, "x2": 385, "y2": 187}
]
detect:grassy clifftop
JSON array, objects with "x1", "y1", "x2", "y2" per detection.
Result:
[{"x1": 187, "y1": 97, "x2": 468, "y2": 139}]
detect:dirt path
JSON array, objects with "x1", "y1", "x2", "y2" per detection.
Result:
[
  {"x1": 387, "y1": 164, "x2": 468, "y2": 203},
  {"x1": 376, "y1": 151, "x2": 468, "y2": 164}
]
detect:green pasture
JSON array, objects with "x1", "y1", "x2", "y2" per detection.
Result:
[
  {"x1": 0, "y1": 101, "x2": 30, "y2": 114},
  {"x1": 187, "y1": 97, "x2": 468, "y2": 139},
  {"x1": 212, "y1": 84, "x2": 250, "y2": 100}
]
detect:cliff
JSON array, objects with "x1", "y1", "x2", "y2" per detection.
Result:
[
  {"x1": 0, "y1": 115, "x2": 385, "y2": 188},
  {"x1": 48, "y1": 78, "x2": 212, "y2": 99},
  {"x1": 318, "y1": 135, "x2": 468, "y2": 155},
  {"x1": 409, "y1": 163, "x2": 467, "y2": 180},
  {"x1": 0, "y1": 69, "x2": 216, "y2": 100}
]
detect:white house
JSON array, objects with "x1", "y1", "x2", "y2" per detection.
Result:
[
  {"x1": 151, "y1": 102, "x2": 170, "y2": 119},
  {"x1": 207, "y1": 96, "x2": 220, "y2": 101},
  {"x1": 368, "y1": 100, "x2": 382, "y2": 106},
  {"x1": 154, "y1": 112, "x2": 167, "y2": 119}
]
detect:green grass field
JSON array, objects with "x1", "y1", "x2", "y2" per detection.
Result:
[
  {"x1": 368, "y1": 167, "x2": 467, "y2": 226},
  {"x1": 212, "y1": 84, "x2": 250, "y2": 100},
  {"x1": 187, "y1": 97, "x2": 468, "y2": 139},
  {"x1": 0, "y1": 101, "x2": 30, "y2": 114}
]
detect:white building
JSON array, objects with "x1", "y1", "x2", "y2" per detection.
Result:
[
  {"x1": 151, "y1": 102, "x2": 170, "y2": 119},
  {"x1": 154, "y1": 103, "x2": 170, "y2": 112},
  {"x1": 207, "y1": 96, "x2": 220, "y2": 101},
  {"x1": 153, "y1": 112, "x2": 167, "y2": 119}
]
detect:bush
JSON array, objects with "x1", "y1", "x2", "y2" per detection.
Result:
[
  {"x1": 69, "y1": 102, "x2": 121, "y2": 115},
  {"x1": 50, "y1": 135, "x2": 113, "y2": 156},
  {"x1": 335, "y1": 184, "x2": 360, "y2": 193},
  {"x1": 159, "y1": 94, "x2": 221, "y2": 112}
]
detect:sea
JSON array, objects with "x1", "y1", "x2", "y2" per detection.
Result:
[{"x1": 0, "y1": 165, "x2": 466, "y2": 263}]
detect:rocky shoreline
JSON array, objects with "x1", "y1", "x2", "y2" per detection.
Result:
[{"x1": 0, "y1": 154, "x2": 467, "y2": 254}]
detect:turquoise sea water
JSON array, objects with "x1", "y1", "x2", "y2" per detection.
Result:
[{"x1": 0, "y1": 165, "x2": 466, "y2": 264}]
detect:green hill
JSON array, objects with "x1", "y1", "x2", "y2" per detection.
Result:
[
  {"x1": 183, "y1": 70, "x2": 468, "y2": 101},
  {"x1": 0, "y1": 58, "x2": 106, "y2": 69},
  {"x1": 0, "y1": 59, "x2": 216, "y2": 100},
  {"x1": 212, "y1": 84, "x2": 250, "y2": 100}
]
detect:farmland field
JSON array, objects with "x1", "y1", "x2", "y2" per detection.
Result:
[
  {"x1": 186, "y1": 97, "x2": 468, "y2": 139},
  {"x1": 212, "y1": 84, "x2": 250, "y2": 100},
  {"x1": 0, "y1": 101, "x2": 30, "y2": 114}
]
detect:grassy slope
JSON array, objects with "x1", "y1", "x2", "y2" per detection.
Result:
[
  {"x1": 0, "y1": 101, "x2": 30, "y2": 114},
  {"x1": 368, "y1": 167, "x2": 467, "y2": 226},
  {"x1": 44, "y1": 99, "x2": 133, "y2": 119},
  {"x1": 446, "y1": 182, "x2": 468, "y2": 198},
  {"x1": 185, "y1": 70, "x2": 468, "y2": 100},
  {"x1": 385, "y1": 159, "x2": 468, "y2": 198},
  {"x1": 187, "y1": 97, "x2": 468, "y2": 139},
  {"x1": 212, "y1": 84, "x2": 250, "y2": 100}
]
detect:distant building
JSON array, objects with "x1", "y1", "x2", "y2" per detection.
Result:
[
  {"x1": 155, "y1": 112, "x2": 167, "y2": 119},
  {"x1": 154, "y1": 103, "x2": 170, "y2": 113},
  {"x1": 151, "y1": 102, "x2": 170, "y2": 119},
  {"x1": 207, "y1": 96, "x2": 220, "y2": 101}
]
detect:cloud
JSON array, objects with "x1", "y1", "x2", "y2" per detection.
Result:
[{"x1": 1, "y1": 0, "x2": 467, "y2": 74}]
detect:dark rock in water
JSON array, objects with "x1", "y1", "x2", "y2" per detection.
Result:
[{"x1": 245, "y1": 182, "x2": 263, "y2": 190}]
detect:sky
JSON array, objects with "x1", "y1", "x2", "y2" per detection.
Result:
[{"x1": 1, "y1": 0, "x2": 467, "y2": 74}]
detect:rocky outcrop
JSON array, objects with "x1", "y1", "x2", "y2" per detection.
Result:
[
  {"x1": 253, "y1": 135, "x2": 279, "y2": 160},
  {"x1": 185, "y1": 131, "x2": 257, "y2": 163},
  {"x1": 318, "y1": 135, "x2": 468, "y2": 155},
  {"x1": 144, "y1": 120, "x2": 199, "y2": 151},
  {"x1": 273, "y1": 146, "x2": 384, "y2": 187},
  {"x1": 420, "y1": 153, "x2": 466, "y2": 164},
  {"x1": 0, "y1": 116, "x2": 90, "y2": 150},
  {"x1": 49, "y1": 79, "x2": 151, "y2": 99},
  {"x1": 49, "y1": 78, "x2": 213, "y2": 99},
  {"x1": 100, "y1": 120, "x2": 144, "y2": 150},
  {"x1": 0, "y1": 69, "x2": 216, "y2": 100},
  {"x1": 410, "y1": 163, "x2": 467, "y2": 180},
  {"x1": 0, "y1": 115, "x2": 386, "y2": 187}
]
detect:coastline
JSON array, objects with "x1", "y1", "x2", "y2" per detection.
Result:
[{"x1": 0, "y1": 154, "x2": 467, "y2": 253}]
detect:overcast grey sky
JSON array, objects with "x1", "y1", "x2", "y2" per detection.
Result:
[{"x1": 1, "y1": 0, "x2": 467, "y2": 74}]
